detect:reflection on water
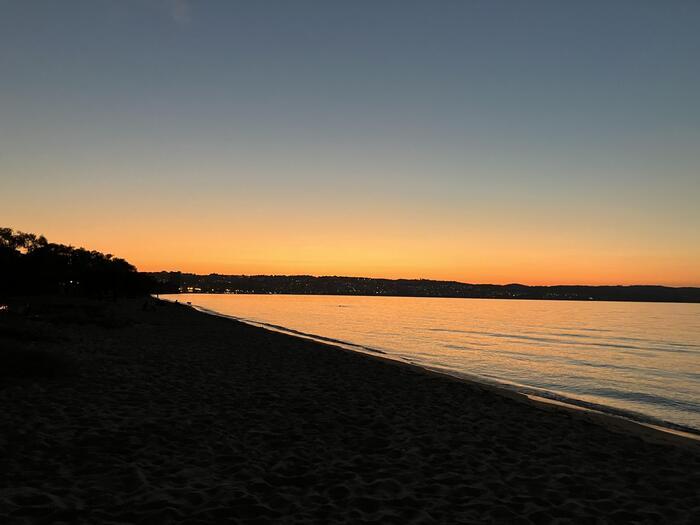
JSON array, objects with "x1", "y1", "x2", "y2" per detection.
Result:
[{"x1": 166, "y1": 294, "x2": 700, "y2": 431}]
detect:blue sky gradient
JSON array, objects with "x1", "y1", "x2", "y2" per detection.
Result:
[{"x1": 1, "y1": 1, "x2": 699, "y2": 284}]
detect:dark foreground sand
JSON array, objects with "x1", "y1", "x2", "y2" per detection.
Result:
[{"x1": 1, "y1": 298, "x2": 699, "y2": 524}]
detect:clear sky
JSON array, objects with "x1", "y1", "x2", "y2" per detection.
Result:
[{"x1": 1, "y1": 1, "x2": 699, "y2": 285}]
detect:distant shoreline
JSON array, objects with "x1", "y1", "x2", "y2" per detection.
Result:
[
  {"x1": 148, "y1": 271, "x2": 700, "y2": 304},
  {"x1": 163, "y1": 290, "x2": 700, "y2": 304}
]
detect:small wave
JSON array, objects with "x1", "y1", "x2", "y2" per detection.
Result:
[
  {"x1": 234, "y1": 317, "x2": 386, "y2": 355},
  {"x1": 246, "y1": 317, "x2": 386, "y2": 354},
  {"x1": 186, "y1": 305, "x2": 386, "y2": 354},
  {"x1": 443, "y1": 344, "x2": 477, "y2": 351},
  {"x1": 550, "y1": 332, "x2": 597, "y2": 339},
  {"x1": 565, "y1": 359, "x2": 635, "y2": 372},
  {"x1": 583, "y1": 387, "x2": 700, "y2": 412},
  {"x1": 416, "y1": 364, "x2": 700, "y2": 436},
  {"x1": 443, "y1": 341, "x2": 493, "y2": 350},
  {"x1": 429, "y1": 327, "x2": 696, "y2": 355}
]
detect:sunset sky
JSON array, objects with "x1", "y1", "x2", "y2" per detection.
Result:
[{"x1": 1, "y1": 1, "x2": 699, "y2": 285}]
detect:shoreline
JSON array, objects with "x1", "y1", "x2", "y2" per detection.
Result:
[
  {"x1": 179, "y1": 299, "x2": 700, "y2": 447},
  {"x1": 152, "y1": 282, "x2": 700, "y2": 304},
  {"x1": 159, "y1": 291, "x2": 700, "y2": 305},
  {"x1": 2, "y1": 296, "x2": 699, "y2": 522}
]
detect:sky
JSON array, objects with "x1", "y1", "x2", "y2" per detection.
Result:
[{"x1": 1, "y1": 1, "x2": 699, "y2": 286}]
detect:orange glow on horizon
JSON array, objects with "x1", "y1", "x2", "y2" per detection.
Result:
[
  {"x1": 4, "y1": 181, "x2": 698, "y2": 288},
  {"x1": 9, "y1": 220, "x2": 696, "y2": 288}
]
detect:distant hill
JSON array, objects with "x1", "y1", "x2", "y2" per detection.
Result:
[{"x1": 149, "y1": 272, "x2": 700, "y2": 303}]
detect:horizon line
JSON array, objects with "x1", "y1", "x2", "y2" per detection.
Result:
[{"x1": 145, "y1": 270, "x2": 700, "y2": 290}]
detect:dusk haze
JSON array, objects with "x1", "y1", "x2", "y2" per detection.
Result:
[{"x1": 1, "y1": 2, "x2": 699, "y2": 524}]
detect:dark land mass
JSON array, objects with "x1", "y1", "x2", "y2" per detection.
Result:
[
  {"x1": 1, "y1": 296, "x2": 699, "y2": 523},
  {"x1": 0, "y1": 228, "x2": 154, "y2": 298},
  {"x1": 150, "y1": 272, "x2": 700, "y2": 303}
]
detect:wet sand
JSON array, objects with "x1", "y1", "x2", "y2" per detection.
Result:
[{"x1": 1, "y1": 297, "x2": 699, "y2": 523}]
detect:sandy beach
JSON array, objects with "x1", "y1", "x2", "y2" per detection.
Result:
[{"x1": 1, "y1": 297, "x2": 699, "y2": 524}]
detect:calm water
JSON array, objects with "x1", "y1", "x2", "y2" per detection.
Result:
[{"x1": 165, "y1": 294, "x2": 700, "y2": 432}]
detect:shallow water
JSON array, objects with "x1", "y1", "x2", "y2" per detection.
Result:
[{"x1": 164, "y1": 294, "x2": 700, "y2": 432}]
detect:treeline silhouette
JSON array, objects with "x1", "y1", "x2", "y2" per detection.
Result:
[
  {"x1": 150, "y1": 272, "x2": 700, "y2": 303},
  {"x1": 1, "y1": 228, "x2": 155, "y2": 297}
]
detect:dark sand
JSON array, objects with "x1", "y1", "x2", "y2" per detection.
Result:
[{"x1": 1, "y1": 298, "x2": 699, "y2": 524}]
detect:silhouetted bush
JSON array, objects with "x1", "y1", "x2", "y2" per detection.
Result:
[{"x1": 0, "y1": 227, "x2": 156, "y2": 297}]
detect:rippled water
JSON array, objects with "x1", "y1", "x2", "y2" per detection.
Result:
[{"x1": 165, "y1": 294, "x2": 700, "y2": 432}]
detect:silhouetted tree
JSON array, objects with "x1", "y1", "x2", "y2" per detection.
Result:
[{"x1": 0, "y1": 227, "x2": 156, "y2": 297}]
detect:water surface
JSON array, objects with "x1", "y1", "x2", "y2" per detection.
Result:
[{"x1": 165, "y1": 294, "x2": 700, "y2": 432}]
